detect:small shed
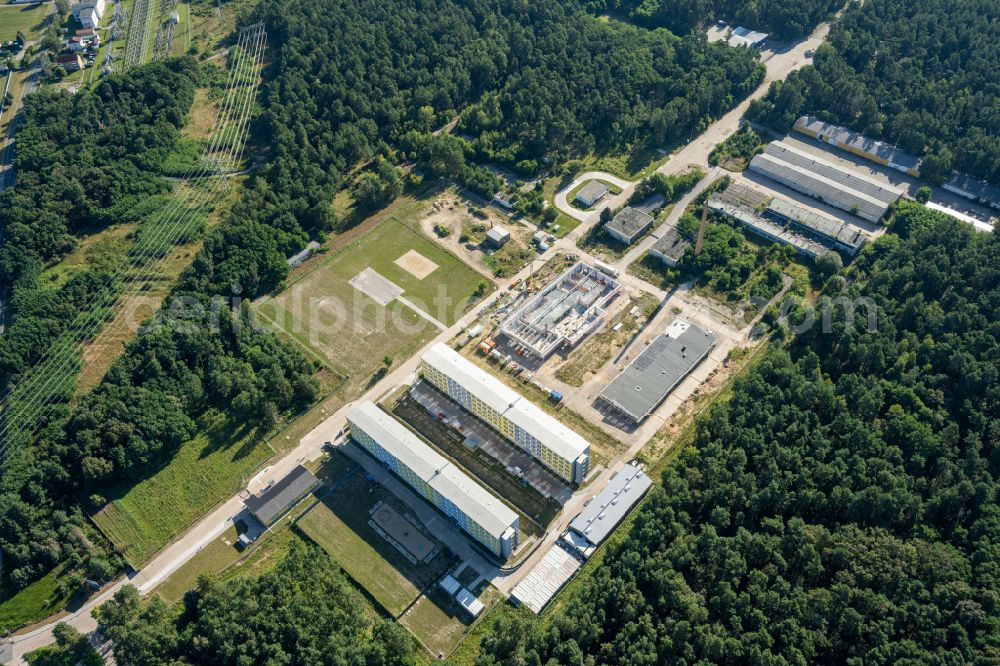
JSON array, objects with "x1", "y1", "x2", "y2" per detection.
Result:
[
  {"x1": 245, "y1": 465, "x2": 320, "y2": 526},
  {"x1": 728, "y1": 27, "x2": 768, "y2": 48},
  {"x1": 438, "y1": 575, "x2": 461, "y2": 596},
  {"x1": 455, "y1": 587, "x2": 485, "y2": 617},
  {"x1": 574, "y1": 180, "x2": 609, "y2": 208},
  {"x1": 485, "y1": 226, "x2": 510, "y2": 248}
]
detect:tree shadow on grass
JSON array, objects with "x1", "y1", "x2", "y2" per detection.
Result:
[{"x1": 195, "y1": 412, "x2": 261, "y2": 461}]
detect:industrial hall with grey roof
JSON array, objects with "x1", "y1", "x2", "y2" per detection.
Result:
[{"x1": 597, "y1": 320, "x2": 715, "y2": 424}]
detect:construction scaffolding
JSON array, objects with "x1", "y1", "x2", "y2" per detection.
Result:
[{"x1": 499, "y1": 262, "x2": 620, "y2": 359}]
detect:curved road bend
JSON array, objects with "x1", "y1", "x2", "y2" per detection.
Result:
[{"x1": 7, "y1": 18, "x2": 832, "y2": 664}]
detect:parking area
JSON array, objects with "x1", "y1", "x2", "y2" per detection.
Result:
[
  {"x1": 408, "y1": 381, "x2": 574, "y2": 505},
  {"x1": 780, "y1": 134, "x2": 997, "y2": 223}
]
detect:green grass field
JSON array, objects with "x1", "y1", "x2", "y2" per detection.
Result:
[
  {"x1": 257, "y1": 216, "x2": 488, "y2": 383},
  {"x1": 0, "y1": 3, "x2": 50, "y2": 41},
  {"x1": 400, "y1": 587, "x2": 481, "y2": 657},
  {"x1": 0, "y1": 567, "x2": 72, "y2": 632},
  {"x1": 92, "y1": 410, "x2": 273, "y2": 566},
  {"x1": 330, "y1": 217, "x2": 487, "y2": 324},
  {"x1": 298, "y1": 470, "x2": 449, "y2": 617},
  {"x1": 257, "y1": 266, "x2": 434, "y2": 378}
]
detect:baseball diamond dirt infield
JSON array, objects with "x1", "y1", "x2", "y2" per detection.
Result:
[{"x1": 395, "y1": 249, "x2": 440, "y2": 279}]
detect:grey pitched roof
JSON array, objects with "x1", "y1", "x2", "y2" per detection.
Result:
[
  {"x1": 749, "y1": 150, "x2": 892, "y2": 223},
  {"x1": 709, "y1": 195, "x2": 829, "y2": 259},
  {"x1": 765, "y1": 197, "x2": 865, "y2": 253},
  {"x1": 794, "y1": 116, "x2": 922, "y2": 172},
  {"x1": 649, "y1": 227, "x2": 691, "y2": 263},
  {"x1": 245, "y1": 465, "x2": 320, "y2": 524},
  {"x1": 575, "y1": 180, "x2": 609, "y2": 205},
  {"x1": 945, "y1": 173, "x2": 1000, "y2": 208},
  {"x1": 568, "y1": 463, "x2": 653, "y2": 545}
]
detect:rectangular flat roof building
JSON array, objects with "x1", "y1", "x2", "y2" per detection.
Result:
[
  {"x1": 709, "y1": 195, "x2": 829, "y2": 259},
  {"x1": 347, "y1": 401, "x2": 519, "y2": 558},
  {"x1": 794, "y1": 116, "x2": 922, "y2": 177},
  {"x1": 510, "y1": 544, "x2": 582, "y2": 614},
  {"x1": 729, "y1": 26, "x2": 768, "y2": 48},
  {"x1": 749, "y1": 141, "x2": 904, "y2": 223},
  {"x1": 765, "y1": 197, "x2": 865, "y2": 256},
  {"x1": 568, "y1": 463, "x2": 653, "y2": 549},
  {"x1": 421, "y1": 342, "x2": 591, "y2": 483},
  {"x1": 597, "y1": 320, "x2": 715, "y2": 423},
  {"x1": 648, "y1": 227, "x2": 691, "y2": 267},
  {"x1": 245, "y1": 465, "x2": 320, "y2": 526},
  {"x1": 575, "y1": 180, "x2": 610, "y2": 208},
  {"x1": 944, "y1": 173, "x2": 1000, "y2": 211},
  {"x1": 605, "y1": 206, "x2": 655, "y2": 245}
]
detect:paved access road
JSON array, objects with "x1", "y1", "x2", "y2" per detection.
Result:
[
  {"x1": 5, "y1": 18, "x2": 834, "y2": 664},
  {"x1": 553, "y1": 20, "x2": 831, "y2": 224}
]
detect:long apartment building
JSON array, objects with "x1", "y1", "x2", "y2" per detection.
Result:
[
  {"x1": 347, "y1": 401, "x2": 519, "y2": 558},
  {"x1": 421, "y1": 343, "x2": 591, "y2": 484}
]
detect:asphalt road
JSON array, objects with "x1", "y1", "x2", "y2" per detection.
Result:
[
  {"x1": 5, "y1": 18, "x2": 835, "y2": 663},
  {"x1": 553, "y1": 20, "x2": 831, "y2": 224}
]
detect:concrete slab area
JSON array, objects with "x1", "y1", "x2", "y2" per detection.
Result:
[{"x1": 349, "y1": 267, "x2": 404, "y2": 306}]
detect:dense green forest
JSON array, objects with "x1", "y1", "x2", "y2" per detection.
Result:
[
  {"x1": 0, "y1": 60, "x2": 199, "y2": 394},
  {"x1": 0, "y1": 60, "x2": 318, "y2": 596},
  {"x1": 748, "y1": 0, "x2": 1000, "y2": 184},
  {"x1": 95, "y1": 541, "x2": 415, "y2": 665},
  {"x1": 583, "y1": 0, "x2": 840, "y2": 40},
  {"x1": 199, "y1": 0, "x2": 763, "y2": 295},
  {"x1": 0, "y1": 0, "x2": 763, "y2": 607},
  {"x1": 475, "y1": 206, "x2": 1000, "y2": 663}
]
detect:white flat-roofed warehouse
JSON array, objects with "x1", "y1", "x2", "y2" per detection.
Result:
[
  {"x1": 499, "y1": 261, "x2": 620, "y2": 360},
  {"x1": 574, "y1": 180, "x2": 610, "y2": 208},
  {"x1": 605, "y1": 206, "x2": 655, "y2": 245},
  {"x1": 421, "y1": 343, "x2": 591, "y2": 483},
  {"x1": 749, "y1": 141, "x2": 904, "y2": 223},
  {"x1": 728, "y1": 26, "x2": 768, "y2": 48},
  {"x1": 347, "y1": 401, "x2": 519, "y2": 558},
  {"x1": 568, "y1": 463, "x2": 653, "y2": 552},
  {"x1": 597, "y1": 320, "x2": 715, "y2": 424}
]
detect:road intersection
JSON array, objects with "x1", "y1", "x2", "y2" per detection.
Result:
[{"x1": 5, "y1": 19, "x2": 832, "y2": 663}]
